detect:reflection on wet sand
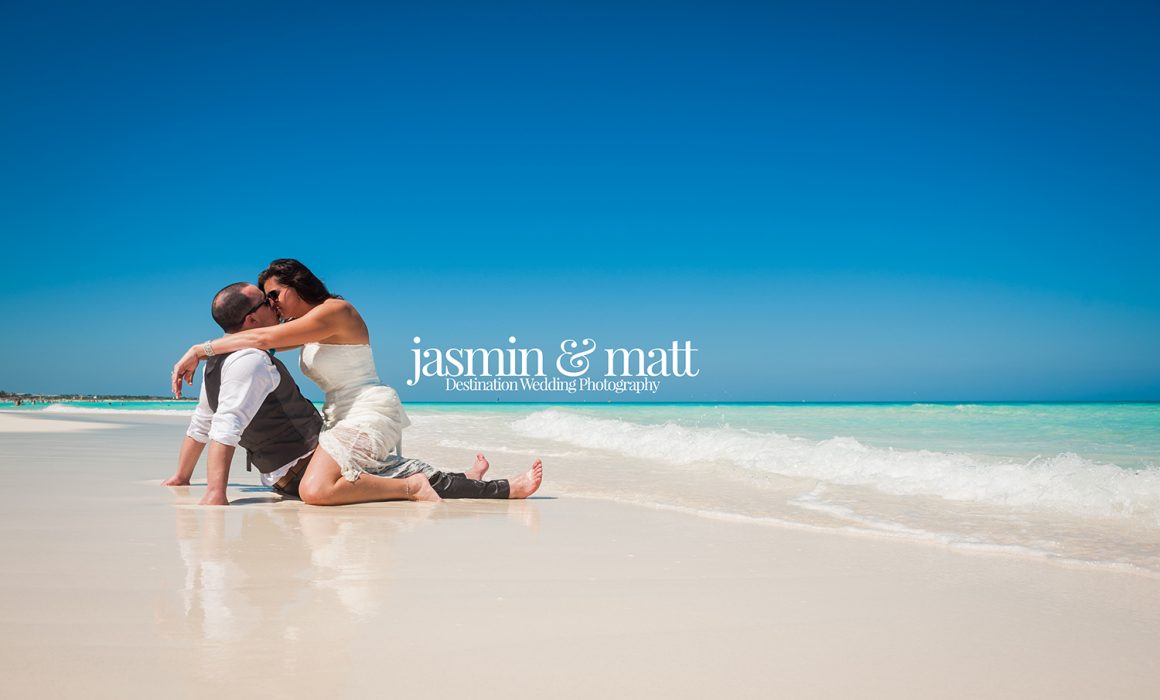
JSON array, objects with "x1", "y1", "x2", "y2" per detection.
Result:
[{"x1": 155, "y1": 489, "x2": 539, "y2": 692}]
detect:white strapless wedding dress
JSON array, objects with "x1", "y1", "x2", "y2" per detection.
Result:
[{"x1": 299, "y1": 343, "x2": 414, "y2": 482}]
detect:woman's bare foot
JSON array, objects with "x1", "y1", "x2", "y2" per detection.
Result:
[
  {"x1": 466, "y1": 453, "x2": 490, "y2": 480},
  {"x1": 507, "y1": 459, "x2": 543, "y2": 499},
  {"x1": 405, "y1": 473, "x2": 441, "y2": 502}
]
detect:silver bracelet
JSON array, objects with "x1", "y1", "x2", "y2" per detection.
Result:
[{"x1": 203, "y1": 341, "x2": 215, "y2": 357}]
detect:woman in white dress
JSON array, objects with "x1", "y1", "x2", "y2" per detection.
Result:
[{"x1": 171, "y1": 259, "x2": 542, "y2": 505}]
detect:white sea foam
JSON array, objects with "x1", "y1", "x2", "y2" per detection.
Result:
[
  {"x1": 511, "y1": 408, "x2": 1160, "y2": 523},
  {"x1": 434, "y1": 437, "x2": 583, "y2": 458}
]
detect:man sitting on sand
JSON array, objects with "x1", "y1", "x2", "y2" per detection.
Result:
[{"x1": 162, "y1": 282, "x2": 517, "y2": 505}]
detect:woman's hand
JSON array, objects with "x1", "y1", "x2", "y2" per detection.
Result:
[{"x1": 172, "y1": 346, "x2": 201, "y2": 398}]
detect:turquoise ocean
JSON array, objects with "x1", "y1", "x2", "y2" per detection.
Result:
[{"x1": 6, "y1": 400, "x2": 1159, "y2": 574}]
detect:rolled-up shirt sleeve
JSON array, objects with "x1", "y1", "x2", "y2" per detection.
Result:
[
  {"x1": 206, "y1": 350, "x2": 281, "y2": 447},
  {"x1": 185, "y1": 379, "x2": 213, "y2": 443}
]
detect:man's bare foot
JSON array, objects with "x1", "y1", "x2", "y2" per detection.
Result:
[
  {"x1": 162, "y1": 475, "x2": 191, "y2": 487},
  {"x1": 466, "y1": 453, "x2": 490, "y2": 480},
  {"x1": 199, "y1": 492, "x2": 228, "y2": 506},
  {"x1": 406, "y1": 473, "x2": 441, "y2": 502},
  {"x1": 507, "y1": 459, "x2": 543, "y2": 499}
]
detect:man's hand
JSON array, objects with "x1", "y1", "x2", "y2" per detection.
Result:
[
  {"x1": 172, "y1": 346, "x2": 201, "y2": 398},
  {"x1": 201, "y1": 441, "x2": 235, "y2": 507},
  {"x1": 199, "y1": 492, "x2": 229, "y2": 506},
  {"x1": 161, "y1": 474, "x2": 191, "y2": 487}
]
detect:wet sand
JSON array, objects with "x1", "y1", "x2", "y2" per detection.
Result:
[{"x1": 1, "y1": 411, "x2": 1158, "y2": 698}]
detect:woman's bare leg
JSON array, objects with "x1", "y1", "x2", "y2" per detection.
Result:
[{"x1": 298, "y1": 447, "x2": 440, "y2": 506}]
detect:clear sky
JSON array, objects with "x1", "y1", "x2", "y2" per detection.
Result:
[{"x1": 2, "y1": 0, "x2": 1158, "y2": 402}]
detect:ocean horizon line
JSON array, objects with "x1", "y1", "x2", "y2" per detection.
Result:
[{"x1": 3, "y1": 398, "x2": 1159, "y2": 406}]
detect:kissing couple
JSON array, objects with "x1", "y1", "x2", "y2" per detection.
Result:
[{"x1": 165, "y1": 258, "x2": 543, "y2": 506}]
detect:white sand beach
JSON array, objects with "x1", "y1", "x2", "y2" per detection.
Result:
[
  {"x1": 0, "y1": 413, "x2": 122, "y2": 432},
  {"x1": 1, "y1": 410, "x2": 1158, "y2": 699}
]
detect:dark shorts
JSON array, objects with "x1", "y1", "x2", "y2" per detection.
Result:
[{"x1": 270, "y1": 453, "x2": 312, "y2": 499}]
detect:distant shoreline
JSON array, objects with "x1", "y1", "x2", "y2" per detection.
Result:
[{"x1": 0, "y1": 394, "x2": 194, "y2": 403}]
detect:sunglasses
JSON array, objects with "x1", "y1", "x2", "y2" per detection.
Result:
[{"x1": 243, "y1": 293, "x2": 271, "y2": 317}]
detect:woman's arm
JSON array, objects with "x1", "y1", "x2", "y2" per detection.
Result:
[{"x1": 171, "y1": 302, "x2": 351, "y2": 397}]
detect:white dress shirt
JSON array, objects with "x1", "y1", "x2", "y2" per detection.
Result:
[{"x1": 186, "y1": 348, "x2": 313, "y2": 486}]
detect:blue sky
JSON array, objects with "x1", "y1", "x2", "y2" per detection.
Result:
[{"x1": 1, "y1": 0, "x2": 1158, "y2": 401}]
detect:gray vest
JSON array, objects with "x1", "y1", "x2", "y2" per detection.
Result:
[{"x1": 205, "y1": 351, "x2": 323, "y2": 474}]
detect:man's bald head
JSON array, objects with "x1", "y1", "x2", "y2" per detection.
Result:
[{"x1": 211, "y1": 282, "x2": 262, "y2": 333}]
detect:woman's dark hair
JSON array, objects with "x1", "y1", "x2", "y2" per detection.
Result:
[{"x1": 257, "y1": 259, "x2": 341, "y2": 304}]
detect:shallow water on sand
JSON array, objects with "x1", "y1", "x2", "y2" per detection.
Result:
[
  {"x1": 7, "y1": 401, "x2": 1160, "y2": 574},
  {"x1": 411, "y1": 402, "x2": 1160, "y2": 574}
]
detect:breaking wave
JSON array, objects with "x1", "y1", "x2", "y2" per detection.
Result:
[{"x1": 511, "y1": 408, "x2": 1160, "y2": 522}]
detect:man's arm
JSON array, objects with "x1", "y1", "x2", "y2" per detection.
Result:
[
  {"x1": 201, "y1": 441, "x2": 235, "y2": 506},
  {"x1": 164, "y1": 377, "x2": 213, "y2": 486},
  {"x1": 197, "y1": 349, "x2": 280, "y2": 505},
  {"x1": 163, "y1": 436, "x2": 207, "y2": 486}
]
